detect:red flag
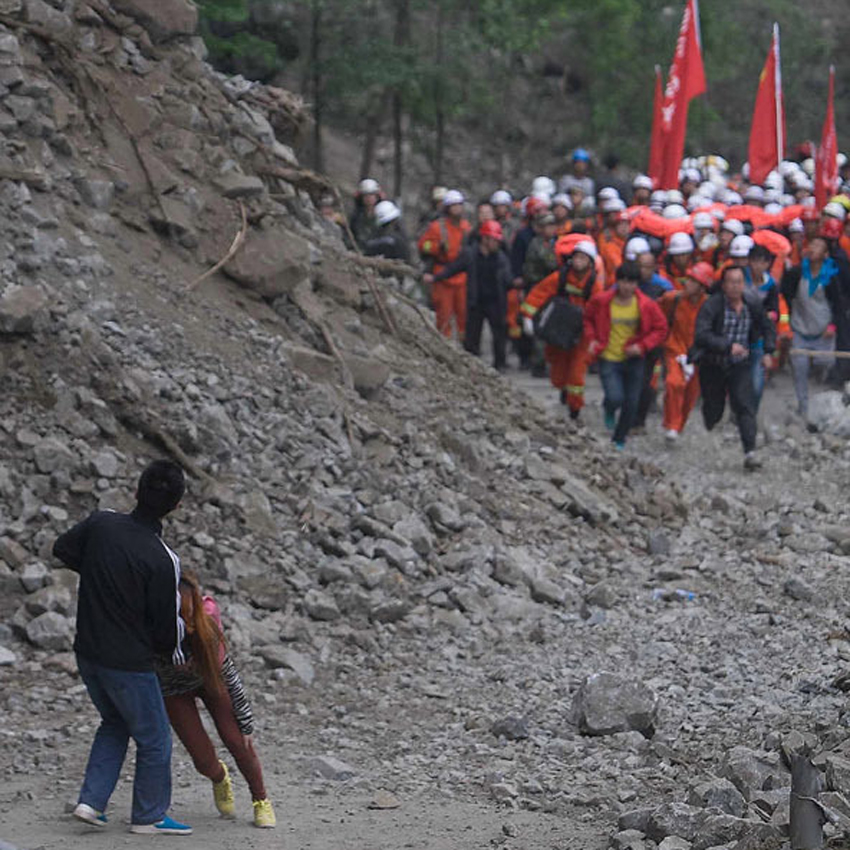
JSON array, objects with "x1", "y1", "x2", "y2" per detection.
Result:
[
  {"x1": 658, "y1": 0, "x2": 707, "y2": 189},
  {"x1": 815, "y1": 66, "x2": 838, "y2": 210},
  {"x1": 747, "y1": 24, "x2": 785, "y2": 186},
  {"x1": 648, "y1": 65, "x2": 664, "y2": 185}
]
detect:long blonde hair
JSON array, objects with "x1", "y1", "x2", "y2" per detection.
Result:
[{"x1": 179, "y1": 570, "x2": 225, "y2": 693}]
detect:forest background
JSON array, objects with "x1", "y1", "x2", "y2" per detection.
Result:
[{"x1": 196, "y1": 1, "x2": 849, "y2": 204}]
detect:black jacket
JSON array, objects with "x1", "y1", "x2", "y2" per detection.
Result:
[
  {"x1": 54, "y1": 509, "x2": 184, "y2": 672},
  {"x1": 780, "y1": 262, "x2": 847, "y2": 322},
  {"x1": 364, "y1": 223, "x2": 411, "y2": 263},
  {"x1": 692, "y1": 291, "x2": 776, "y2": 364},
  {"x1": 435, "y1": 245, "x2": 512, "y2": 315}
]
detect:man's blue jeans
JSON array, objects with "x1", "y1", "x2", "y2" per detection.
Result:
[
  {"x1": 599, "y1": 356, "x2": 645, "y2": 444},
  {"x1": 77, "y1": 655, "x2": 172, "y2": 825}
]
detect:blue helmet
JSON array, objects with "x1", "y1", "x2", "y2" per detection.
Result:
[{"x1": 572, "y1": 148, "x2": 590, "y2": 163}]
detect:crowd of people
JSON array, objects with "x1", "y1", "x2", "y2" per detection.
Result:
[
  {"x1": 55, "y1": 461, "x2": 275, "y2": 836},
  {"x1": 340, "y1": 147, "x2": 850, "y2": 470}
]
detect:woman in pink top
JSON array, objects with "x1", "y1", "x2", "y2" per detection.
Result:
[{"x1": 158, "y1": 571, "x2": 275, "y2": 829}]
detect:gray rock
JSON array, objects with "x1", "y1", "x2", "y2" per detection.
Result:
[
  {"x1": 19, "y1": 561, "x2": 48, "y2": 593},
  {"x1": 658, "y1": 838, "x2": 692, "y2": 850},
  {"x1": 618, "y1": 808, "x2": 654, "y2": 834},
  {"x1": 807, "y1": 391, "x2": 850, "y2": 435},
  {"x1": 585, "y1": 581, "x2": 618, "y2": 609},
  {"x1": 825, "y1": 753, "x2": 850, "y2": 796},
  {"x1": 214, "y1": 172, "x2": 265, "y2": 199},
  {"x1": 369, "y1": 598, "x2": 410, "y2": 623},
  {"x1": 110, "y1": 0, "x2": 198, "y2": 43},
  {"x1": 572, "y1": 672, "x2": 658, "y2": 737},
  {"x1": 492, "y1": 551, "x2": 526, "y2": 587},
  {"x1": 32, "y1": 437, "x2": 76, "y2": 474},
  {"x1": 224, "y1": 227, "x2": 311, "y2": 300},
  {"x1": 308, "y1": 755, "x2": 356, "y2": 781},
  {"x1": 648, "y1": 529, "x2": 671, "y2": 556},
  {"x1": 25, "y1": 610, "x2": 73, "y2": 650},
  {"x1": 721, "y1": 747, "x2": 786, "y2": 801},
  {"x1": 529, "y1": 576, "x2": 566, "y2": 606},
  {"x1": 0, "y1": 285, "x2": 49, "y2": 334},
  {"x1": 75, "y1": 179, "x2": 114, "y2": 210},
  {"x1": 690, "y1": 814, "x2": 752, "y2": 850},
  {"x1": 392, "y1": 516, "x2": 432, "y2": 556},
  {"x1": 611, "y1": 830, "x2": 648, "y2": 850},
  {"x1": 783, "y1": 576, "x2": 814, "y2": 602},
  {"x1": 491, "y1": 716, "x2": 529, "y2": 741},
  {"x1": 258, "y1": 646, "x2": 314, "y2": 685},
  {"x1": 425, "y1": 502, "x2": 464, "y2": 533},
  {"x1": 645, "y1": 803, "x2": 706, "y2": 843},
  {"x1": 688, "y1": 779, "x2": 747, "y2": 818},
  {"x1": 302, "y1": 588, "x2": 340, "y2": 621},
  {"x1": 0, "y1": 645, "x2": 16, "y2": 666},
  {"x1": 90, "y1": 450, "x2": 119, "y2": 479}
]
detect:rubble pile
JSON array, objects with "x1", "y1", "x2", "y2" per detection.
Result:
[{"x1": 1, "y1": 4, "x2": 850, "y2": 849}]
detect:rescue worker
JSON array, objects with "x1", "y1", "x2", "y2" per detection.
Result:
[
  {"x1": 523, "y1": 213, "x2": 559, "y2": 288},
  {"x1": 632, "y1": 175, "x2": 653, "y2": 207},
  {"x1": 744, "y1": 244, "x2": 780, "y2": 411},
  {"x1": 363, "y1": 200, "x2": 411, "y2": 263},
  {"x1": 559, "y1": 148, "x2": 595, "y2": 199},
  {"x1": 710, "y1": 219, "x2": 744, "y2": 270},
  {"x1": 418, "y1": 189, "x2": 471, "y2": 339},
  {"x1": 781, "y1": 226, "x2": 847, "y2": 414},
  {"x1": 490, "y1": 190, "x2": 518, "y2": 246},
  {"x1": 660, "y1": 233, "x2": 695, "y2": 290},
  {"x1": 788, "y1": 217, "x2": 805, "y2": 266},
  {"x1": 584, "y1": 261, "x2": 667, "y2": 448},
  {"x1": 424, "y1": 220, "x2": 511, "y2": 371},
  {"x1": 350, "y1": 178, "x2": 382, "y2": 249},
  {"x1": 660, "y1": 262, "x2": 711, "y2": 442},
  {"x1": 598, "y1": 210, "x2": 630, "y2": 285},
  {"x1": 551, "y1": 194, "x2": 574, "y2": 235},
  {"x1": 692, "y1": 211, "x2": 718, "y2": 262},
  {"x1": 693, "y1": 265, "x2": 776, "y2": 470},
  {"x1": 520, "y1": 238, "x2": 601, "y2": 418},
  {"x1": 714, "y1": 234, "x2": 755, "y2": 284}
]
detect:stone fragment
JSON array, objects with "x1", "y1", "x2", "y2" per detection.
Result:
[
  {"x1": 645, "y1": 803, "x2": 705, "y2": 843},
  {"x1": 491, "y1": 716, "x2": 529, "y2": 741},
  {"x1": 0, "y1": 286, "x2": 48, "y2": 334},
  {"x1": 19, "y1": 561, "x2": 48, "y2": 593},
  {"x1": 0, "y1": 645, "x2": 16, "y2": 666},
  {"x1": 25, "y1": 611, "x2": 73, "y2": 650},
  {"x1": 611, "y1": 830, "x2": 647, "y2": 850},
  {"x1": 214, "y1": 172, "x2": 265, "y2": 199},
  {"x1": 259, "y1": 646, "x2": 314, "y2": 685},
  {"x1": 368, "y1": 790, "x2": 400, "y2": 810},
  {"x1": 110, "y1": 0, "x2": 198, "y2": 43},
  {"x1": 308, "y1": 755, "x2": 356, "y2": 781},
  {"x1": 658, "y1": 838, "x2": 691, "y2": 850},
  {"x1": 688, "y1": 779, "x2": 747, "y2": 818},
  {"x1": 224, "y1": 228, "x2": 311, "y2": 300},
  {"x1": 572, "y1": 672, "x2": 658, "y2": 737},
  {"x1": 33, "y1": 437, "x2": 76, "y2": 474},
  {"x1": 369, "y1": 598, "x2": 410, "y2": 624},
  {"x1": 302, "y1": 588, "x2": 340, "y2": 621},
  {"x1": 783, "y1": 576, "x2": 814, "y2": 602}
]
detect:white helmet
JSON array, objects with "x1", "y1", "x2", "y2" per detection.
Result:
[
  {"x1": 668, "y1": 232, "x2": 694, "y2": 255},
  {"x1": 624, "y1": 236, "x2": 651, "y2": 260},
  {"x1": 763, "y1": 188, "x2": 781, "y2": 204},
  {"x1": 490, "y1": 189, "x2": 512, "y2": 206},
  {"x1": 729, "y1": 234, "x2": 755, "y2": 258},
  {"x1": 650, "y1": 189, "x2": 669, "y2": 205},
  {"x1": 683, "y1": 167, "x2": 702, "y2": 184},
  {"x1": 662, "y1": 203, "x2": 688, "y2": 219},
  {"x1": 573, "y1": 239, "x2": 598, "y2": 259},
  {"x1": 788, "y1": 217, "x2": 804, "y2": 233},
  {"x1": 602, "y1": 197, "x2": 626, "y2": 213},
  {"x1": 443, "y1": 189, "x2": 465, "y2": 207},
  {"x1": 743, "y1": 185, "x2": 765, "y2": 204},
  {"x1": 764, "y1": 171, "x2": 784, "y2": 191},
  {"x1": 781, "y1": 194, "x2": 796, "y2": 207},
  {"x1": 721, "y1": 219, "x2": 745, "y2": 236},
  {"x1": 667, "y1": 189, "x2": 685, "y2": 205},
  {"x1": 633, "y1": 174, "x2": 653, "y2": 190},
  {"x1": 823, "y1": 201, "x2": 847, "y2": 221},
  {"x1": 374, "y1": 200, "x2": 401, "y2": 226},
  {"x1": 779, "y1": 160, "x2": 799, "y2": 177},
  {"x1": 838, "y1": 153, "x2": 848, "y2": 168},
  {"x1": 687, "y1": 195, "x2": 708, "y2": 211},
  {"x1": 763, "y1": 202, "x2": 782, "y2": 216},
  {"x1": 531, "y1": 176, "x2": 556, "y2": 197},
  {"x1": 724, "y1": 191, "x2": 743, "y2": 206},
  {"x1": 802, "y1": 158, "x2": 815, "y2": 176},
  {"x1": 693, "y1": 212, "x2": 715, "y2": 229},
  {"x1": 699, "y1": 181, "x2": 717, "y2": 199},
  {"x1": 598, "y1": 187, "x2": 620, "y2": 202},
  {"x1": 551, "y1": 193, "x2": 573, "y2": 210},
  {"x1": 358, "y1": 178, "x2": 380, "y2": 195}
]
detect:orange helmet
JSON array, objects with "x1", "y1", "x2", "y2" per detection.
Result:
[
  {"x1": 686, "y1": 261, "x2": 715, "y2": 288},
  {"x1": 479, "y1": 220, "x2": 504, "y2": 240}
]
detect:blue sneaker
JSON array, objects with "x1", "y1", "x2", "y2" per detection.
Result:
[
  {"x1": 73, "y1": 803, "x2": 108, "y2": 827},
  {"x1": 604, "y1": 410, "x2": 616, "y2": 431},
  {"x1": 613, "y1": 441, "x2": 625, "y2": 451},
  {"x1": 130, "y1": 816, "x2": 193, "y2": 836}
]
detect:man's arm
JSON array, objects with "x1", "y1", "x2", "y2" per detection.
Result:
[
  {"x1": 147, "y1": 543, "x2": 186, "y2": 665},
  {"x1": 52, "y1": 513, "x2": 96, "y2": 573},
  {"x1": 694, "y1": 297, "x2": 731, "y2": 353}
]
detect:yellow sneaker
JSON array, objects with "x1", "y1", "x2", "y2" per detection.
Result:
[
  {"x1": 252, "y1": 798, "x2": 276, "y2": 829},
  {"x1": 212, "y1": 761, "x2": 235, "y2": 818}
]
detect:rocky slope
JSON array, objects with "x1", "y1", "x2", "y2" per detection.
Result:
[{"x1": 2, "y1": 4, "x2": 850, "y2": 850}]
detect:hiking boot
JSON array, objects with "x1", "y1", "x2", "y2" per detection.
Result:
[
  {"x1": 604, "y1": 410, "x2": 616, "y2": 431},
  {"x1": 129, "y1": 816, "x2": 193, "y2": 836},
  {"x1": 73, "y1": 803, "x2": 107, "y2": 827},
  {"x1": 743, "y1": 451, "x2": 763, "y2": 471},
  {"x1": 213, "y1": 760, "x2": 235, "y2": 818},
  {"x1": 253, "y1": 798, "x2": 276, "y2": 829},
  {"x1": 613, "y1": 441, "x2": 625, "y2": 451}
]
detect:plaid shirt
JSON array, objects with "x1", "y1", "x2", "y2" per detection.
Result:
[{"x1": 723, "y1": 299, "x2": 751, "y2": 363}]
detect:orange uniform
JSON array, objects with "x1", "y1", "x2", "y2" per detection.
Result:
[
  {"x1": 660, "y1": 290, "x2": 706, "y2": 434},
  {"x1": 418, "y1": 217, "x2": 471, "y2": 338},
  {"x1": 598, "y1": 231, "x2": 625, "y2": 287},
  {"x1": 520, "y1": 267, "x2": 601, "y2": 413}
]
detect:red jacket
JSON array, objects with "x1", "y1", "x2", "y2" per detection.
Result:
[{"x1": 583, "y1": 287, "x2": 668, "y2": 357}]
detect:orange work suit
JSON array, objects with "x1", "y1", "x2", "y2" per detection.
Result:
[
  {"x1": 660, "y1": 290, "x2": 706, "y2": 433},
  {"x1": 598, "y1": 231, "x2": 625, "y2": 287},
  {"x1": 521, "y1": 267, "x2": 601, "y2": 413},
  {"x1": 418, "y1": 216, "x2": 471, "y2": 337}
]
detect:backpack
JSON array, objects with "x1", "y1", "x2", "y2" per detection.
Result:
[{"x1": 531, "y1": 264, "x2": 594, "y2": 351}]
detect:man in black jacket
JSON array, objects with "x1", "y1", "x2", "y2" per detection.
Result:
[
  {"x1": 693, "y1": 265, "x2": 776, "y2": 470},
  {"x1": 54, "y1": 460, "x2": 192, "y2": 835},
  {"x1": 424, "y1": 220, "x2": 512, "y2": 370}
]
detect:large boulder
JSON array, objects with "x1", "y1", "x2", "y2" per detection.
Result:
[
  {"x1": 0, "y1": 285, "x2": 48, "y2": 334},
  {"x1": 110, "y1": 0, "x2": 198, "y2": 43},
  {"x1": 572, "y1": 672, "x2": 659, "y2": 737},
  {"x1": 224, "y1": 228, "x2": 312, "y2": 300}
]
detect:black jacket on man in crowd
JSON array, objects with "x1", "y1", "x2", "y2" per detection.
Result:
[{"x1": 692, "y1": 289, "x2": 776, "y2": 364}]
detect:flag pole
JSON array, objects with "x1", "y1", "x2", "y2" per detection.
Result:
[{"x1": 773, "y1": 23, "x2": 783, "y2": 169}]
